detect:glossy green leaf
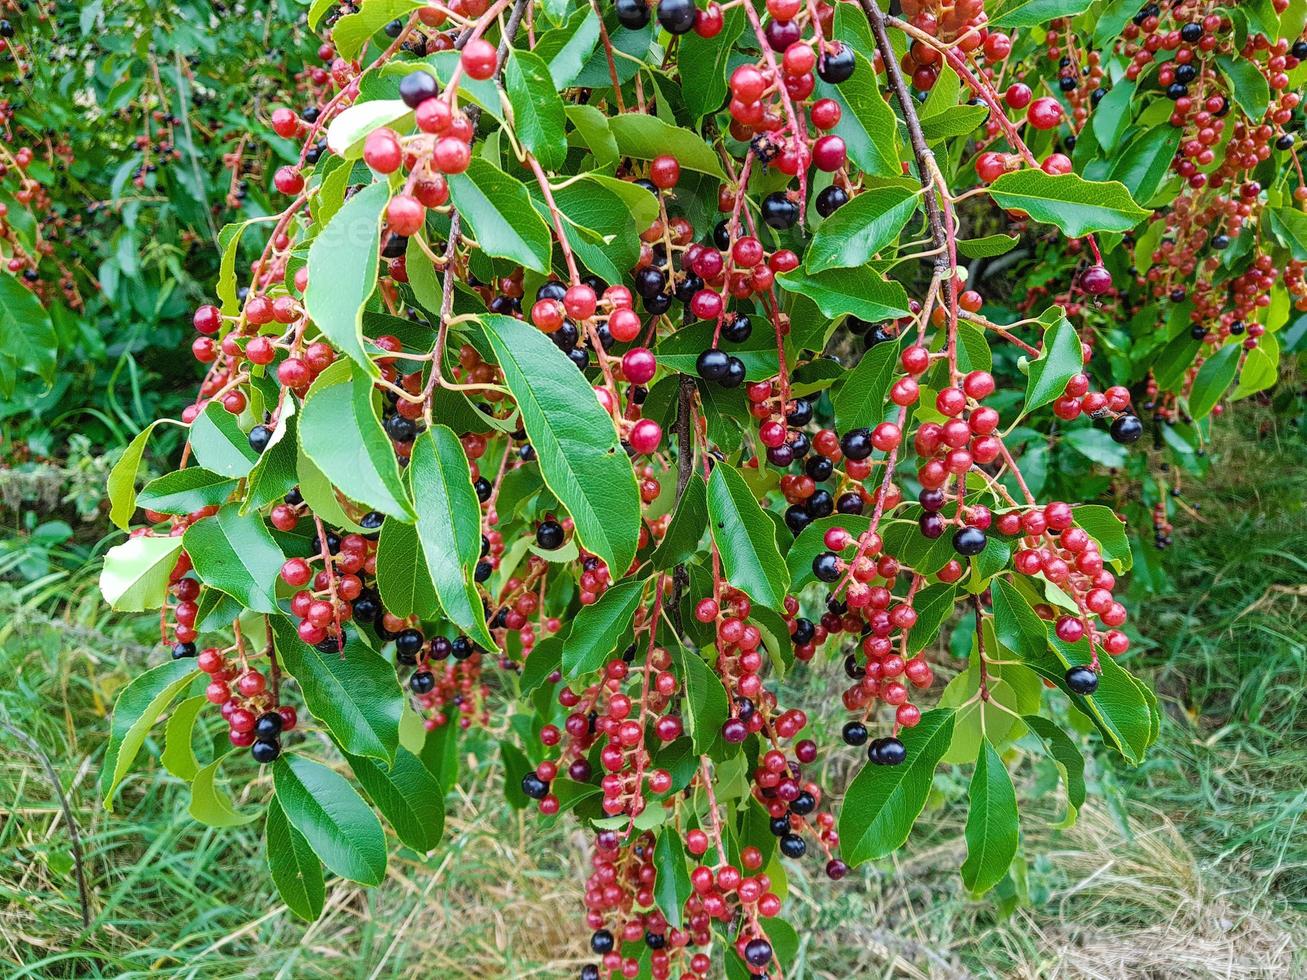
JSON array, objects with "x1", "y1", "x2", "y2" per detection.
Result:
[
  {"x1": 332, "y1": 0, "x2": 422, "y2": 60},
  {"x1": 345, "y1": 746, "x2": 445, "y2": 852},
  {"x1": 448, "y1": 158, "x2": 553, "y2": 274},
  {"x1": 375, "y1": 518, "x2": 439, "y2": 618},
  {"x1": 99, "y1": 534, "x2": 186, "y2": 612},
  {"x1": 506, "y1": 50, "x2": 568, "y2": 171},
  {"x1": 325, "y1": 99, "x2": 413, "y2": 159},
  {"x1": 0, "y1": 271, "x2": 57, "y2": 393},
  {"x1": 107, "y1": 419, "x2": 171, "y2": 531},
  {"x1": 1022, "y1": 715, "x2": 1085, "y2": 828},
  {"x1": 651, "y1": 473, "x2": 707, "y2": 570},
  {"x1": 956, "y1": 233, "x2": 1020, "y2": 258},
  {"x1": 1216, "y1": 54, "x2": 1270, "y2": 122},
  {"x1": 271, "y1": 616, "x2": 403, "y2": 764},
  {"x1": 183, "y1": 504, "x2": 285, "y2": 614},
  {"x1": 137, "y1": 468, "x2": 237, "y2": 515},
  {"x1": 606, "y1": 114, "x2": 725, "y2": 178},
  {"x1": 306, "y1": 179, "x2": 389, "y2": 374},
  {"x1": 831, "y1": 336, "x2": 903, "y2": 432},
  {"x1": 190, "y1": 751, "x2": 261, "y2": 828},
  {"x1": 190, "y1": 401, "x2": 259, "y2": 479},
  {"x1": 653, "y1": 826, "x2": 693, "y2": 929},
  {"x1": 161, "y1": 695, "x2": 206, "y2": 782},
  {"x1": 1108, "y1": 125, "x2": 1182, "y2": 205},
  {"x1": 679, "y1": 6, "x2": 744, "y2": 120},
  {"x1": 990, "y1": 0, "x2": 1091, "y2": 27},
  {"x1": 707, "y1": 463, "x2": 789, "y2": 613},
  {"x1": 409, "y1": 426, "x2": 496, "y2": 649},
  {"x1": 1023, "y1": 316, "x2": 1082, "y2": 415},
  {"x1": 838, "y1": 708, "x2": 955, "y2": 866},
  {"x1": 274, "y1": 753, "x2": 387, "y2": 885},
  {"x1": 562, "y1": 577, "x2": 644, "y2": 677},
  {"x1": 1269, "y1": 208, "x2": 1307, "y2": 262},
  {"x1": 776, "y1": 266, "x2": 912, "y2": 324},
  {"x1": 243, "y1": 404, "x2": 300, "y2": 513},
  {"x1": 482, "y1": 314, "x2": 641, "y2": 576},
  {"x1": 1072, "y1": 504, "x2": 1131, "y2": 572},
  {"x1": 676, "y1": 644, "x2": 729, "y2": 756},
  {"x1": 806, "y1": 187, "x2": 918, "y2": 273},
  {"x1": 299, "y1": 360, "x2": 415, "y2": 521},
  {"x1": 960, "y1": 739, "x2": 1019, "y2": 896},
  {"x1": 989, "y1": 171, "x2": 1148, "y2": 237},
  {"x1": 1188, "y1": 342, "x2": 1240, "y2": 420},
  {"x1": 101, "y1": 660, "x2": 200, "y2": 809},
  {"x1": 520, "y1": 634, "x2": 564, "y2": 694},
  {"x1": 266, "y1": 796, "x2": 326, "y2": 921},
  {"x1": 813, "y1": 52, "x2": 900, "y2": 178}
]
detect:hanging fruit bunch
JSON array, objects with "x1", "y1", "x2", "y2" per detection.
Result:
[{"x1": 91, "y1": 0, "x2": 1303, "y2": 975}]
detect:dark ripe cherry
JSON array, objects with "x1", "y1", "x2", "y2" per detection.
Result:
[
  {"x1": 395, "y1": 628, "x2": 424, "y2": 664},
  {"x1": 761, "y1": 191, "x2": 799, "y2": 229},
  {"x1": 789, "y1": 791, "x2": 816, "y2": 816},
  {"x1": 765, "y1": 17, "x2": 802, "y2": 51},
  {"x1": 805, "y1": 455, "x2": 833, "y2": 481},
  {"x1": 615, "y1": 0, "x2": 649, "y2": 27},
  {"x1": 779, "y1": 833, "x2": 806, "y2": 858},
  {"x1": 581, "y1": 964, "x2": 600, "y2": 980},
  {"x1": 817, "y1": 41, "x2": 855, "y2": 84},
  {"x1": 696, "y1": 348, "x2": 730, "y2": 381},
  {"x1": 842, "y1": 720, "x2": 869, "y2": 745},
  {"x1": 251, "y1": 738, "x2": 281, "y2": 764},
  {"x1": 870, "y1": 736, "x2": 906, "y2": 765},
  {"x1": 952, "y1": 526, "x2": 987, "y2": 556},
  {"x1": 919, "y1": 512, "x2": 945, "y2": 539},
  {"x1": 254, "y1": 712, "x2": 284, "y2": 739},
  {"x1": 634, "y1": 265, "x2": 666, "y2": 299},
  {"x1": 536, "y1": 520, "x2": 565, "y2": 550},
  {"x1": 786, "y1": 397, "x2": 813, "y2": 426},
  {"x1": 744, "y1": 938, "x2": 774, "y2": 967},
  {"x1": 815, "y1": 184, "x2": 848, "y2": 216},
  {"x1": 836, "y1": 492, "x2": 864, "y2": 515},
  {"x1": 248, "y1": 425, "x2": 272, "y2": 454},
  {"x1": 1180, "y1": 21, "x2": 1203, "y2": 41},
  {"x1": 812, "y1": 551, "x2": 841, "y2": 582},
  {"x1": 522, "y1": 771, "x2": 550, "y2": 800},
  {"x1": 792, "y1": 617, "x2": 815, "y2": 645},
  {"x1": 1110, "y1": 414, "x2": 1143, "y2": 444},
  {"x1": 1065, "y1": 665, "x2": 1099, "y2": 694},
  {"x1": 721, "y1": 356, "x2": 746, "y2": 389},
  {"x1": 409, "y1": 670, "x2": 436, "y2": 694},
  {"x1": 1079, "y1": 264, "x2": 1113, "y2": 295},
  {"x1": 840, "y1": 428, "x2": 872, "y2": 460},
  {"x1": 172, "y1": 642, "x2": 197, "y2": 659},
  {"x1": 805, "y1": 489, "x2": 833, "y2": 518},
  {"x1": 657, "y1": 0, "x2": 696, "y2": 34},
  {"x1": 784, "y1": 504, "x2": 812, "y2": 535},
  {"x1": 398, "y1": 69, "x2": 439, "y2": 108},
  {"x1": 590, "y1": 929, "x2": 615, "y2": 954},
  {"x1": 722, "y1": 313, "x2": 752, "y2": 343},
  {"x1": 722, "y1": 717, "x2": 749, "y2": 742},
  {"x1": 384, "y1": 414, "x2": 417, "y2": 442}
]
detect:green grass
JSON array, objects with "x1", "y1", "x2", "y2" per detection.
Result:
[{"x1": 2, "y1": 405, "x2": 1306, "y2": 978}]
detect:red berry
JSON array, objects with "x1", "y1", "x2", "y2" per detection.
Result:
[
  {"x1": 363, "y1": 128, "x2": 403, "y2": 173},
  {"x1": 650, "y1": 155, "x2": 680, "y2": 189},
  {"x1": 1027, "y1": 97, "x2": 1063, "y2": 130},
  {"x1": 461, "y1": 38, "x2": 497, "y2": 80},
  {"x1": 387, "y1": 194, "x2": 426, "y2": 236}
]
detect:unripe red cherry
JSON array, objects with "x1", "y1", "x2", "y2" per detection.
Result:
[
  {"x1": 812, "y1": 134, "x2": 847, "y2": 172},
  {"x1": 1027, "y1": 97, "x2": 1063, "y2": 130},
  {"x1": 621, "y1": 347, "x2": 657, "y2": 385},
  {"x1": 901, "y1": 345, "x2": 930, "y2": 374},
  {"x1": 461, "y1": 38, "x2": 497, "y2": 80},
  {"x1": 416, "y1": 98, "x2": 452, "y2": 134},
  {"x1": 629, "y1": 419, "x2": 662, "y2": 454},
  {"x1": 363, "y1": 128, "x2": 403, "y2": 173},
  {"x1": 962, "y1": 370, "x2": 995, "y2": 400},
  {"x1": 811, "y1": 98, "x2": 841, "y2": 130},
  {"x1": 608, "y1": 308, "x2": 641, "y2": 342},
  {"x1": 694, "y1": 4, "x2": 723, "y2": 37},
  {"x1": 984, "y1": 31, "x2": 1012, "y2": 60},
  {"x1": 245, "y1": 335, "x2": 275, "y2": 365},
  {"x1": 278, "y1": 358, "x2": 310, "y2": 388},
  {"x1": 192, "y1": 337, "x2": 217, "y2": 363},
  {"x1": 650, "y1": 155, "x2": 680, "y2": 189},
  {"x1": 1041, "y1": 153, "x2": 1073, "y2": 175},
  {"x1": 434, "y1": 137, "x2": 471, "y2": 174},
  {"x1": 270, "y1": 107, "x2": 299, "y2": 138},
  {"x1": 193, "y1": 304, "x2": 222, "y2": 335},
  {"x1": 564, "y1": 284, "x2": 597, "y2": 320},
  {"x1": 1079, "y1": 264, "x2": 1113, "y2": 295},
  {"x1": 274, "y1": 165, "x2": 305, "y2": 195},
  {"x1": 975, "y1": 151, "x2": 1008, "y2": 183},
  {"x1": 386, "y1": 194, "x2": 425, "y2": 236}
]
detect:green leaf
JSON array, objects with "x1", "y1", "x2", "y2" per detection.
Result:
[
  {"x1": 606, "y1": 114, "x2": 725, "y2": 178},
  {"x1": 243, "y1": 404, "x2": 300, "y2": 513},
  {"x1": 1023, "y1": 316, "x2": 1082, "y2": 415},
  {"x1": 1108, "y1": 125, "x2": 1182, "y2": 205},
  {"x1": 805, "y1": 188, "x2": 918, "y2": 273},
  {"x1": 0, "y1": 272, "x2": 57, "y2": 393},
  {"x1": 107, "y1": 420, "x2": 172, "y2": 531},
  {"x1": 813, "y1": 52, "x2": 900, "y2": 178},
  {"x1": 217, "y1": 220, "x2": 251, "y2": 313},
  {"x1": 1216, "y1": 54, "x2": 1270, "y2": 122},
  {"x1": 562, "y1": 577, "x2": 645, "y2": 677},
  {"x1": 651, "y1": 473, "x2": 707, "y2": 570},
  {"x1": 375, "y1": 518, "x2": 439, "y2": 618},
  {"x1": 1188, "y1": 342, "x2": 1240, "y2": 420},
  {"x1": 99, "y1": 535, "x2": 185, "y2": 612},
  {"x1": 776, "y1": 266, "x2": 911, "y2": 324},
  {"x1": 653, "y1": 826, "x2": 693, "y2": 929},
  {"x1": 955, "y1": 233, "x2": 1019, "y2": 258},
  {"x1": 499, "y1": 740, "x2": 533, "y2": 810},
  {"x1": 266, "y1": 796, "x2": 326, "y2": 921},
  {"x1": 419, "y1": 717, "x2": 460, "y2": 790},
  {"x1": 920, "y1": 104, "x2": 990, "y2": 142},
  {"x1": 344, "y1": 746, "x2": 445, "y2": 852},
  {"x1": 535, "y1": 7, "x2": 601, "y2": 87},
  {"x1": 989, "y1": 171, "x2": 1148, "y2": 237},
  {"x1": 565, "y1": 104, "x2": 619, "y2": 168},
  {"x1": 331, "y1": 0, "x2": 422, "y2": 60},
  {"x1": 409, "y1": 426, "x2": 496, "y2": 650},
  {"x1": 183, "y1": 504, "x2": 285, "y2": 614},
  {"x1": 679, "y1": 5, "x2": 745, "y2": 120},
  {"x1": 305, "y1": 180, "x2": 389, "y2": 374},
  {"x1": 520, "y1": 634, "x2": 564, "y2": 693},
  {"x1": 189, "y1": 752, "x2": 261, "y2": 828},
  {"x1": 905, "y1": 584, "x2": 958, "y2": 654},
  {"x1": 989, "y1": 0, "x2": 1092, "y2": 28},
  {"x1": 137, "y1": 468, "x2": 237, "y2": 515},
  {"x1": 707, "y1": 463, "x2": 790, "y2": 613},
  {"x1": 274, "y1": 754, "x2": 387, "y2": 885},
  {"x1": 831, "y1": 336, "x2": 903, "y2": 432},
  {"x1": 325, "y1": 99, "x2": 414, "y2": 159},
  {"x1": 1064, "y1": 427, "x2": 1128, "y2": 468},
  {"x1": 482, "y1": 314, "x2": 641, "y2": 576},
  {"x1": 1022, "y1": 715, "x2": 1084, "y2": 829},
  {"x1": 299, "y1": 360, "x2": 415, "y2": 521},
  {"x1": 161, "y1": 695, "x2": 207, "y2": 782},
  {"x1": 190, "y1": 401, "x2": 259, "y2": 478},
  {"x1": 1072, "y1": 504, "x2": 1131, "y2": 572},
  {"x1": 448, "y1": 158, "x2": 553, "y2": 274},
  {"x1": 787, "y1": 515, "x2": 872, "y2": 591},
  {"x1": 506, "y1": 50, "x2": 568, "y2": 171},
  {"x1": 960, "y1": 739, "x2": 1019, "y2": 896},
  {"x1": 1090, "y1": 80, "x2": 1136, "y2": 155},
  {"x1": 100, "y1": 660, "x2": 200, "y2": 809},
  {"x1": 676, "y1": 644, "x2": 729, "y2": 756},
  {"x1": 1269, "y1": 208, "x2": 1307, "y2": 262},
  {"x1": 838, "y1": 707, "x2": 955, "y2": 866},
  {"x1": 271, "y1": 616, "x2": 403, "y2": 764}
]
